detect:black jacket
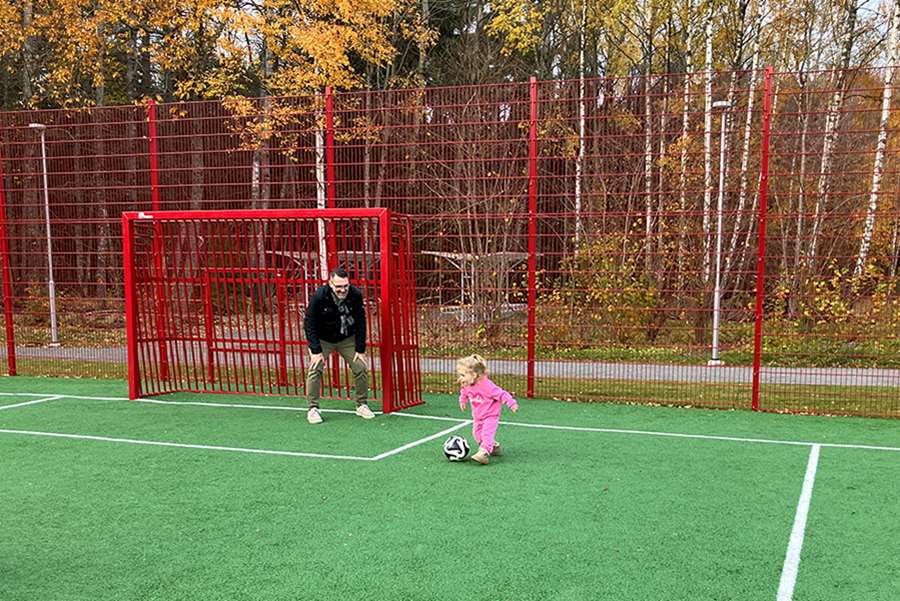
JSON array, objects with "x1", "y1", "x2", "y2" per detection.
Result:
[{"x1": 303, "y1": 284, "x2": 367, "y2": 354}]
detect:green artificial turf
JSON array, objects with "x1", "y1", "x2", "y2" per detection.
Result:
[{"x1": 1, "y1": 376, "x2": 898, "y2": 601}]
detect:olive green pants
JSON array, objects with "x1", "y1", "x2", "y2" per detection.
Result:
[{"x1": 306, "y1": 336, "x2": 369, "y2": 408}]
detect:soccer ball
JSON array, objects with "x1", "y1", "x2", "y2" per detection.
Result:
[{"x1": 443, "y1": 435, "x2": 470, "y2": 461}]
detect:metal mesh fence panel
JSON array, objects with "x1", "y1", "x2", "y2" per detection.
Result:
[{"x1": 1, "y1": 66, "x2": 898, "y2": 416}]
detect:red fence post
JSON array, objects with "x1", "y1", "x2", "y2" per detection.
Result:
[
  {"x1": 0, "y1": 143, "x2": 16, "y2": 375},
  {"x1": 751, "y1": 66, "x2": 774, "y2": 412},
  {"x1": 147, "y1": 100, "x2": 169, "y2": 379},
  {"x1": 324, "y1": 86, "x2": 342, "y2": 386},
  {"x1": 325, "y1": 87, "x2": 336, "y2": 211},
  {"x1": 148, "y1": 99, "x2": 160, "y2": 211},
  {"x1": 526, "y1": 76, "x2": 538, "y2": 398}
]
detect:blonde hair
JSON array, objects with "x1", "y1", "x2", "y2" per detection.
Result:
[{"x1": 456, "y1": 354, "x2": 488, "y2": 387}]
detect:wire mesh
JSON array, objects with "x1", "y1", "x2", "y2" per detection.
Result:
[{"x1": 1, "y1": 66, "x2": 898, "y2": 416}]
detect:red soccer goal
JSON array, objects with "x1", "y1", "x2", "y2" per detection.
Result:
[{"x1": 122, "y1": 208, "x2": 422, "y2": 413}]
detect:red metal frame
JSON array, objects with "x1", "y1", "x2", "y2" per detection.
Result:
[
  {"x1": 526, "y1": 76, "x2": 538, "y2": 398},
  {"x1": 0, "y1": 144, "x2": 15, "y2": 375},
  {"x1": 147, "y1": 100, "x2": 170, "y2": 379},
  {"x1": 378, "y1": 210, "x2": 396, "y2": 410},
  {"x1": 751, "y1": 67, "x2": 774, "y2": 412},
  {"x1": 147, "y1": 100, "x2": 160, "y2": 212},
  {"x1": 122, "y1": 214, "x2": 139, "y2": 398},
  {"x1": 122, "y1": 208, "x2": 421, "y2": 413},
  {"x1": 123, "y1": 208, "x2": 390, "y2": 221},
  {"x1": 325, "y1": 87, "x2": 341, "y2": 388},
  {"x1": 1, "y1": 67, "x2": 897, "y2": 418}
]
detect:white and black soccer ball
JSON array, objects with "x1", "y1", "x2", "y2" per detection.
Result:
[{"x1": 443, "y1": 435, "x2": 470, "y2": 461}]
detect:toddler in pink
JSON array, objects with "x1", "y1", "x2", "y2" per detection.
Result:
[{"x1": 457, "y1": 354, "x2": 519, "y2": 464}]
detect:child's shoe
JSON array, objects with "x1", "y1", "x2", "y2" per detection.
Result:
[
  {"x1": 471, "y1": 449, "x2": 490, "y2": 464},
  {"x1": 492, "y1": 443, "x2": 502, "y2": 456}
]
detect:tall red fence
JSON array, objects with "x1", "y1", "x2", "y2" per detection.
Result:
[{"x1": 1, "y1": 67, "x2": 898, "y2": 417}]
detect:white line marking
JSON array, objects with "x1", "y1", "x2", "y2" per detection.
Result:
[
  {"x1": 5, "y1": 391, "x2": 900, "y2": 454},
  {"x1": 370, "y1": 420, "x2": 471, "y2": 461},
  {"x1": 777, "y1": 444, "x2": 821, "y2": 601},
  {"x1": 0, "y1": 428, "x2": 375, "y2": 461},
  {"x1": 0, "y1": 396, "x2": 62, "y2": 410},
  {"x1": 137, "y1": 397, "x2": 358, "y2": 414},
  {"x1": 0, "y1": 392, "x2": 127, "y2": 400},
  {"x1": 392, "y1": 411, "x2": 473, "y2": 423},
  {"x1": 496, "y1": 419, "x2": 900, "y2": 453}
]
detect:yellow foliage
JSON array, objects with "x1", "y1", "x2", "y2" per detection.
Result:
[
  {"x1": 4, "y1": 0, "x2": 422, "y2": 107},
  {"x1": 485, "y1": 0, "x2": 546, "y2": 58}
]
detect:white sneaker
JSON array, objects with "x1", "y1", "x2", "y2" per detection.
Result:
[
  {"x1": 307, "y1": 407, "x2": 323, "y2": 424},
  {"x1": 355, "y1": 404, "x2": 376, "y2": 419}
]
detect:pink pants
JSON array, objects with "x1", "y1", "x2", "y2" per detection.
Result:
[{"x1": 472, "y1": 416, "x2": 499, "y2": 454}]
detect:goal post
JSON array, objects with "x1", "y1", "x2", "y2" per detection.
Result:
[{"x1": 122, "y1": 208, "x2": 423, "y2": 413}]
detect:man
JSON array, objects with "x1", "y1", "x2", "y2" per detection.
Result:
[{"x1": 303, "y1": 267, "x2": 374, "y2": 424}]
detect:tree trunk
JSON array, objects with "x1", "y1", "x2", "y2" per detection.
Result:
[
  {"x1": 574, "y1": 0, "x2": 586, "y2": 247},
  {"x1": 853, "y1": 0, "x2": 899, "y2": 277},
  {"x1": 805, "y1": 0, "x2": 858, "y2": 274},
  {"x1": 643, "y1": 0, "x2": 655, "y2": 277},
  {"x1": 703, "y1": 3, "x2": 714, "y2": 285},
  {"x1": 677, "y1": 0, "x2": 693, "y2": 299},
  {"x1": 315, "y1": 110, "x2": 328, "y2": 279},
  {"x1": 723, "y1": 0, "x2": 763, "y2": 290},
  {"x1": 21, "y1": 0, "x2": 34, "y2": 105}
]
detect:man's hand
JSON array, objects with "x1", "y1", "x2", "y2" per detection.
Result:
[
  {"x1": 354, "y1": 352, "x2": 367, "y2": 365},
  {"x1": 309, "y1": 352, "x2": 324, "y2": 368}
]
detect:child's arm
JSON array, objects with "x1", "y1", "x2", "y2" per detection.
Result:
[
  {"x1": 459, "y1": 388, "x2": 467, "y2": 411},
  {"x1": 486, "y1": 380, "x2": 518, "y2": 412}
]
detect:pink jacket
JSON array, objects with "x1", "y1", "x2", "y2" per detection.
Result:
[{"x1": 459, "y1": 377, "x2": 518, "y2": 420}]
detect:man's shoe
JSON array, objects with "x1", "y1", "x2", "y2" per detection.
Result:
[
  {"x1": 355, "y1": 404, "x2": 376, "y2": 419},
  {"x1": 471, "y1": 450, "x2": 490, "y2": 464},
  {"x1": 307, "y1": 407, "x2": 323, "y2": 424}
]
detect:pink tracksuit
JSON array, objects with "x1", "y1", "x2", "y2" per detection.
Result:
[{"x1": 459, "y1": 377, "x2": 518, "y2": 454}]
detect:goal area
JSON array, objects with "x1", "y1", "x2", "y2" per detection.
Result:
[{"x1": 122, "y1": 208, "x2": 422, "y2": 413}]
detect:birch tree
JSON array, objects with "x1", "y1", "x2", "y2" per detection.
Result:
[
  {"x1": 805, "y1": 0, "x2": 859, "y2": 273},
  {"x1": 644, "y1": 0, "x2": 655, "y2": 276},
  {"x1": 703, "y1": 0, "x2": 714, "y2": 284},
  {"x1": 853, "y1": 0, "x2": 900, "y2": 277},
  {"x1": 722, "y1": 0, "x2": 764, "y2": 290},
  {"x1": 677, "y1": 0, "x2": 694, "y2": 295}
]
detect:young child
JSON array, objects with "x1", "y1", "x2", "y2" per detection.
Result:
[{"x1": 457, "y1": 354, "x2": 519, "y2": 464}]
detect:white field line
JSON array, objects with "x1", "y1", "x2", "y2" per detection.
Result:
[
  {"x1": 370, "y1": 420, "x2": 471, "y2": 461},
  {"x1": 0, "y1": 428, "x2": 374, "y2": 461},
  {"x1": 4, "y1": 391, "x2": 900, "y2": 454},
  {"x1": 136, "y1": 397, "x2": 358, "y2": 415},
  {"x1": 0, "y1": 392, "x2": 128, "y2": 400},
  {"x1": 777, "y1": 444, "x2": 821, "y2": 601},
  {"x1": 496, "y1": 419, "x2": 900, "y2": 453},
  {"x1": 0, "y1": 395, "x2": 62, "y2": 410}
]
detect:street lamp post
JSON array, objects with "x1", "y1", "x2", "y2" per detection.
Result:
[
  {"x1": 28, "y1": 123, "x2": 60, "y2": 347},
  {"x1": 709, "y1": 100, "x2": 730, "y2": 366}
]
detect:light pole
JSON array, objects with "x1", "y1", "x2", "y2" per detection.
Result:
[
  {"x1": 709, "y1": 100, "x2": 730, "y2": 366},
  {"x1": 28, "y1": 123, "x2": 60, "y2": 347}
]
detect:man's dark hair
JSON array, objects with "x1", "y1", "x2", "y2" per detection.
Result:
[{"x1": 329, "y1": 266, "x2": 349, "y2": 279}]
